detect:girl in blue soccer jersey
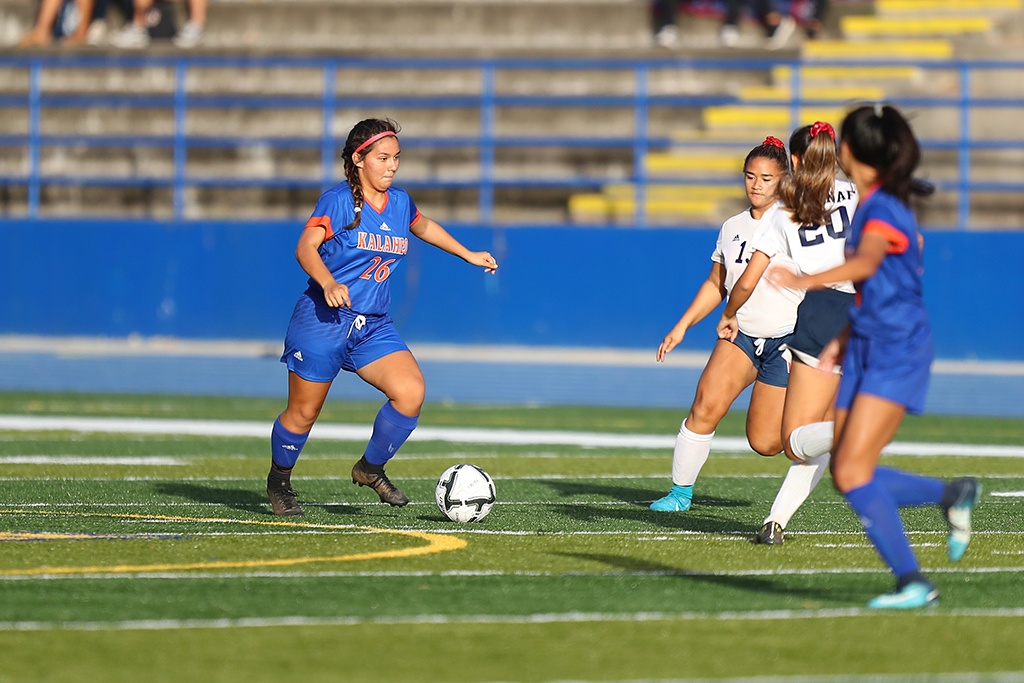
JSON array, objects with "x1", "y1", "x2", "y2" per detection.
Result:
[
  {"x1": 266, "y1": 118, "x2": 498, "y2": 516},
  {"x1": 770, "y1": 105, "x2": 980, "y2": 609},
  {"x1": 650, "y1": 136, "x2": 800, "y2": 513}
]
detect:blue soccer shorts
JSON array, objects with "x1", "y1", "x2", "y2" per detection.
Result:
[
  {"x1": 281, "y1": 291, "x2": 410, "y2": 383},
  {"x1": 731, "y1": 331, "x2": 792, "y2": 388},
  {"x1": 836, "y1": 327, "x2": 933, "y2": 415},
  {"x1": 789, "y1": 288, "x2": 854, "y2": 364}
]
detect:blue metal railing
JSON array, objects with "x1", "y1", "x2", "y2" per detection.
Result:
[{"x1": 1, "y1": 54, "x2": 1022, "y2": 229}]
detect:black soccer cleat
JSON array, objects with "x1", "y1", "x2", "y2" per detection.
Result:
[
  {"x1": 351, "y1": 456, "x2": 409, "y2": 507},
  {"x1": 267, "y1": 473, "x2": 304, "y2": 516},
  {"x1": 755, "y1": 521, "x2": 784, "y2": 545}
]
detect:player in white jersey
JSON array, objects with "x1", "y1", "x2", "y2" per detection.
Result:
[
  {"x1": 649, "y1": 137, "x2": 802, "y2": 513},
  {"x1": 717, "y1": 122, "x2": 857, "y2": 544}
]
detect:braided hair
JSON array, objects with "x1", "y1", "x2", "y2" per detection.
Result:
[
  {"x1": 840, "y1": 105, "x2": 934, "y2": 205},
  {"x1": 779, "y1": 122, "x2": 839, "y2": 227},
  {"x1": 340, "y1": 118, "x2": 401, "y2": 231}
]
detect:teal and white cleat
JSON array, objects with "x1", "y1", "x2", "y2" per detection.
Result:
[
  {"x1": 867, "y1": 581, "x2": 939, "y2": 610},
  {"x1": 649, "y1": 484, "x2": 693, "y2": 512},
  {"x1": 942, "y1": 477, "x2": 981, "y2": 562}
]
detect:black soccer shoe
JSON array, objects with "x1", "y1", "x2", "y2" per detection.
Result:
[
  {"x1": 351, "y1": 456, "x2": 409, "y2": 507},
  {"x1": 267, "y1": 471, "x2": 304, "y2": 516},
  {"x1": 755, "y1": 521, "x2": 784, "y2": 545}
]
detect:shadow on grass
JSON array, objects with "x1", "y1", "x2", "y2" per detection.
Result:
[
  {"x1": 153, "y1": 482, "x2": 359, "y2": 517},
  {"x1": 154, "y1": 481, "x2": 268, "y2": 514},
  {"x1": 554, "y1": 551, "x2": 840, "y2": 602},
  {"x1": 538, "y1": 479, "x2": 755, "y2": 533}
]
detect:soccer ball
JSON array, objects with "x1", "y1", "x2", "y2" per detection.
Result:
[{"x1": 435, "y1": 464, "x2": 496, "y2": 523}]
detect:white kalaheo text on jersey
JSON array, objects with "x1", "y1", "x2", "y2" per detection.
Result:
[
  {"x1": 713, "y1": 203, "x2": 802, "y2": 339},
  {"x1": 752, "y1": 179, "x2": 858, "y2": 294}
]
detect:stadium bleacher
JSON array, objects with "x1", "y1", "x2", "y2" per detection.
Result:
[{"x1": 0, "y1": 0, "x2": 1023, "y2": 228}]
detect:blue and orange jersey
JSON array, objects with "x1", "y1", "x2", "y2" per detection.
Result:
[
  {"x1": 846, "y1": 186, "x2": 929, "y2": 341},
  {"x1": 304, "y1": 182, "x2": 421, "y2": 316}
]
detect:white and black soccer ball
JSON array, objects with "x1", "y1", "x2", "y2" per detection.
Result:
[{"x1": 435, "y1": 464, "x2": 496, "y2": 523}]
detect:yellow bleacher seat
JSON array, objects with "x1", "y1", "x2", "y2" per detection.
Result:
[
  {"x1": 738, "y1": 85, "x2": 886, "y2": 102},
  {"x1": 568, "y1": 192, "x2": 722, "y2": 222},
  {"x1": 841, "y1": 16, "x2": 992, "y2": 37},
  {"x1": 603, "y1": 183, "x2": 744, "y2": 201},
  {"x1": 644, "y1": 153, "x2": 740, "y2": 176},
  {"x1": 702, "y1": 105, "x2": 846, "y2": 131},
  {"x1": 771, "y1": 65, "x2": 922, "y2": 85},
  {"x1": 876, "y1": 0, "x2": 1021, "y2": 14},
  {"x1": 803, "y1": 40, "x2": 954, "y2": 60}
]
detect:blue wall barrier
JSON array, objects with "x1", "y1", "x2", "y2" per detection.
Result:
[{"x1": 0, "y1": 220, "x2": 1020, "y2": 361}]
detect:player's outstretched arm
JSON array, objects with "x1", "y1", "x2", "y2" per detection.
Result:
[
  {"x1": 657, "y1": 263, "x2": 726, "y2": 362},
  {"x1": 769, "y1": 232, "x2": 887, "y2": 291},
  {"x1": 411, "y1": 216, "x2": 498, "y2": 274}
]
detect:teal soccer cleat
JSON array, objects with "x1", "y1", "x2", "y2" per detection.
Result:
[
  {"x1": 649, "y1": 484, "x2": 693, "y2": 512},
  {"x1": 942, "y1": 477, "x2": 981, "y2": 562},
  {"x1": 867, "y1": 581, "x2": 939, "y2": 610}
]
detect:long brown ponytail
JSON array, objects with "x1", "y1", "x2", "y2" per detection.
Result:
[{"x1": 778, "y1": 122, "x2": 839, "y2": 226}]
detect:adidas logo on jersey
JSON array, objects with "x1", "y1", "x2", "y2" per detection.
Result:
[
  {"x1": 379, "y1": 222, "x2": 392, "y2": 232},
  {"x1": 293, "y1": 351, "x2": 303, "y2": 362},
  {"x1": 732, "y1": 234, "x2": 741, "y2": 241}
]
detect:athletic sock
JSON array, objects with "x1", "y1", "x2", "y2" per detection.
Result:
[
  {"x1": 789, "y1": 421, "x2": 834, "y2": 461},
  {"x1": 874, "y1": 466, "x2": 945, "y2": 507},
  {"x1": 271, "y1": 417, "x2": 309, "y2": 469},
  {"x1": 671, "y1": 423, "x2": 714, "y2": 487},
  {"x1": 844, "y1": 478, "x2": 919, "y2": 578},
  {"x1": 363, "y1": 401, "x2": 419, "y2": 466},
  {"x1": 765, "y1": 452, "x2": 830, "y2": 528}
]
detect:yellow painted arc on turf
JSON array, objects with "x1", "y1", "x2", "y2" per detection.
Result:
[{"x1": 0, "y1": 509, "x2": 467, "y2": 577}]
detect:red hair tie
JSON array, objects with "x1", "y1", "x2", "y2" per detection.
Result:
[
  {"x1": 762, "y1": 136, "x2": 785, "y2": 149},
  {"x1": 810, "y1": 121, "x2": 836, "y2": 140}
]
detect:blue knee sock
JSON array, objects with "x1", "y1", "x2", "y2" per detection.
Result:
[
  {"x1": 363, "y1": 402, "x2": 419, "y2": 466},
  {"x1": 271, "y1": 417, "x2": 309, "y2": 469},
  {"x1": 874, "y1": 466, "x2": 945, "y2": 507},
  {"x1": 845, "y1": 478, "x2": 919, "y2": 578}
]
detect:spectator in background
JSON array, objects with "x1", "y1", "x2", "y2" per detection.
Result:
[
  {"x1": 17, "y1": 0, "x2": 95, "y2": 46},
  {"x1": 652, "y1": 0, "x2": 796, "y2": 50},
  {"x1": 719, "y1": 0, "x2": 796, "y2": 49},
  {"x1": 800, "y1": 0, "x2": 830, "y2": 39},
  {"x1": 651, "y1": 0, "x2": 683, "y2": 48},
  {"x1": 109, "y1": 0, "x2": 204, "y2": 48}
]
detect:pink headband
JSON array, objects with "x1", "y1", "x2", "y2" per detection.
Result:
[
  {"x1": 762, "y1": 136, "x2": 785, "y2": 149},
  {"x1": 810, "y1": 121, "x2": 836, "y2": 140},
  {"x1": 353, "y1": 130, "x2": 397, "y2": 155}
]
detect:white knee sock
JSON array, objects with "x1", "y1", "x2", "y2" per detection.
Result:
[
  {"x1": 765, "y1": 452, "x2": 831, "y2": 528},
  {"x1": 671, "y1": 424, "x2": 714, "y2": 486},
  {"x1": 789, "y1": 421, "x2": 834, "y2": 462}
]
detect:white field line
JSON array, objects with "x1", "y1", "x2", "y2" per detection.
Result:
[
  {"x1": 1, "y1": 415, "x2": 1022, "y2": 457},
  {"x1": 2, "y1": 563, "x2": 1022, "y2": 583},
  {"x1": 3, "y1": 607, "x2": 1024, "y2": 632}
]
